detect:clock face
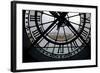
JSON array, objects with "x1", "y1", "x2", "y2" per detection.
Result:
[{"x1": 23, "y1": 10, "x2": 91, "y2": 61}]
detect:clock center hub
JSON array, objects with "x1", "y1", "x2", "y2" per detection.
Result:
[{"x1": 57, "y1": 18, "x2": 70, "y2": 30}]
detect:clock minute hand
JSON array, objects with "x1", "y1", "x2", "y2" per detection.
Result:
[{"x1": 33, "y1": 19, "x2": 58, "y2": 46}]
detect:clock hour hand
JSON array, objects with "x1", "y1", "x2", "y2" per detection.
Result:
[
  {"x1": 49, "y1": 11, "x2": 59, "y2": 18},
  {"x1": 56, "y1": 12, "x2": 68, "y2": 30},
  {"x1": 57, "y1": 21, "x2": 62, "y2": 30},
  {"x1": 60, "y1": 12, "x2": 68, "y2": 18},
  {"x1": 57, "y1": 19, "x2": 64, "y2": 30}
]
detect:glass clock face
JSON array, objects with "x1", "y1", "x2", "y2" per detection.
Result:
[{"x1": 23, "y1": 10, "x2": 91, "y2": 61}]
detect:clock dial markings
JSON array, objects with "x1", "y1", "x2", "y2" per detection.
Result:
[
  {"x1": 57, "y1": 45, "x2": 64, "y2": 53},
  {"x1": 32, "y1": 29, "x2": 41, "y2": 39},
  {"x1": 70, "y1": 40, "x2": 80, "y2": 53},
  {"x1": 77, "y1": 37, "x2": 84, "y2": 45},
  {"x1": 81, "y1": 17, "x2": 90, "y2": 23},
  {"x1": 68, "y1": 44, "x2": 72, "y2": 53},
  {"x1": 72, "y1": 40, "x2": 79, "y2": 48},
  {"x1": 52, "y1": 44, "x2": 55, "y2": 54},
  {"x1": 25, "y1": 10, "x2": 91, "y2": 59},
  {"x1": 70, "y1": 42, "x2": 74, "y2": 52},
  {"x1": 30, "y1": 15, "x2": 40, "y2": 22},
  {"x1": 66, "y1": 44, "x2": 70, "y2": 54},
  {"x1": 81, "y1": 13, "x2": 91, "y2": 24},
  {"x1": 81, "y1": 29, "x2": 89, "y2": 40}
]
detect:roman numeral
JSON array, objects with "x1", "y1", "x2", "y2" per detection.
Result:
[
  {"x1": 66, "y1": 44, "x2": 70, "y2": 53},
  {"x1": 32, "y1": 29, "x2": 40, "y2": 39},
  {"x1": 72, "y1": 40, "x2": 79, "y2": 48},
  {"x1": 86, "y1": 17, "x2": 90, "y2": 23},
  {"x1": 81, "y1": 17, "x2": 90, "y2": 23},
  {"x1": 52, "y1": 45, "x2": 55, "y2": 54},
  {"x1": 81, "y1": 14, "x2": 91, "y2": 23},
  {"x1": 77, "y1": 37, "x2": 84, "y2": 45},
  {"x1": 57, "y1": 45, "x2": 64, "y2": 53},
  {"x1": 30, "y1": 15, "x2": 40, "y2": 22},
  {"x1": 70, "y1": 43, "x2": 74, "y2": 52},
  {"x1": 81, "y1": 30, "x2": 88, "y2": 40}
]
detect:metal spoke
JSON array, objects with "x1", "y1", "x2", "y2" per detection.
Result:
[
  {"x1": 69, "y1": 21, "x2": 80, "y2": 26},
  {"x1": 67, "y1": 14, "x2": 80, "y2": 18},
  {"x1": 69, "y1": 21, "x2": 90, "y2": 29},
  {"x1": 33, "y1": 19, "x2": 58, "y2": 45},
  {"x1": 55, "y1": 27, "x2": 60, "y2": 41},
  {"x1": 38, "y1": 11, "x2": 54, "y2": 17},
  {"x1": 46, "y1": 23, "x2": 57, "y2": 36},
  {"x1": 63, "y1": 27, "x2": 68, "y2": 41},
  {"x1": 39, "y1": 21, "x2": 54, "y2": 25},
  {"x1": 28, "y1": 21, "x2": 54, "y2": 28}
]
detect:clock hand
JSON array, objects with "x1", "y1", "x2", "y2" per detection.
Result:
[
  {"x1": 48, "y1": 12, "x2": 68, "y2": 30},
  {"x1": 49, "y1": 11, "x2": 63, "y2": 30},
  {"x1": 33, "y1": 19, "x2": 58, "y2": 46},
  {"x1": 60, "y1": 12, "x2": 68, "y2": 18},
  {"x1": 49, "y1": 11, "x2": 59, "y2": 18},
  {"x1": 56, "y1": 12, "x2": 68, "y2": 30},
  {"x1": 57, "y1": 21, "x2": 63, "y2": 30}
]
